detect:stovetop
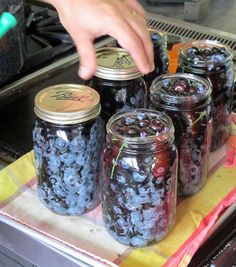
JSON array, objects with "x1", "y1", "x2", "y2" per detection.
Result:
[
  {"x1": 0, "y1": 0, "x2": 113, "y2": 165},
  {"x1": 1, "y1": 0, "x2": 75, "y2": 87}
]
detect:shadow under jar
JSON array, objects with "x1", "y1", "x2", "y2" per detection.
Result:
[
  {"x1": 178, "y1": 40, "x2": 235, "y2": 151},
  {"x1": 33, "y1": 84, "x2": 104, "y2": 215},
  {"x1": 102, "y1": 109, "x2": 178, "y2": 247},
  {"x1": 150, "y1": 73, "x2": 212, "y2": 196},
  {"x1": 88, "y1": 47, "x2": 146, "y2": 123}
]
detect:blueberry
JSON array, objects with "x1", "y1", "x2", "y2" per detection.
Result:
[
  {"x1": 55, "y1": 137, "x2": 68, "y2": 150},
  {"x1": 53, "y1": 185, "x2": 67, "y2": 198},
  {"x1": 138, "y1": 186, "x2": 151, "y2": 196},
  {"x1": 70, "y1": 136, "x2": 86, "y2": 152},
  {"x1": 48, "y1": 156, "x2": 60, "y2": 174},
  {"x1": 120, "y1": 159, "x2": 130, "y2": 170},
  {"x1": 130, "y1": 211, "x2": 142, "y2": 224},
  {"x1": 126, "y1": 127, "x2": 139, "y2": 136},
  {"x1": 131, "y1": 236, "x2": 148, "y2": 247},
  {"x1": 113, "y1": 206, "x2": 122, "y2": 215},
  {"x1": 118, "y1": 236, "x2": 131, "y2": 245},
  {"x1": 60, "y1": 153, "x2": 76, "y2": 165},
  {"x1": 124, "y1": 117, "x2": 135, "y2": 125},
  {"x1": 117, "y1": 217, "x2": 127, "y2": 226},
  {"x1": 76, "y1": 154, "x2": 87, "y2": 165},
  {"x1": 137, "y1": 120, "x2": 149, "y2": 128},
  {"x1": 64, "y1": 168, "x2": 78, "y2": 184},
  {"x1": 137, "y1": 113, "x2": 146, "y2": 120},
  {"x1": 65, "y1": 193, "x2": 77, "y2": 206},
  {"x1": 143, "y1": 207, "x2": 158, "y2": 220},
  {"x1": 130, "y1": 97, "x2": 137, "y2": 105},
  {"x1": 133, "y1": 172, "x2": 146, "y2": 182},
  {"x1": 117, "y1": 174, "x2": 126, "y2": 184}
]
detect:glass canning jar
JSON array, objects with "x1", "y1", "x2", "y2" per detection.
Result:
[
  {"x1": 178, "y1": 40, "x2": 235, "y2": 151},
  {"x1": 88, "y1": 47, "x2": 146, "y2": 122},
  {"x1": 150, "y1": 73, "x2": 212, "y2": 196},
  {"x1": 102, "y1": 109, "x2": 178, "y2": 247},
  {"x1": 33, "y1": 84, "x2": 104, "y2": 215},
  {"x1": 144, "y1": 28, "x2": 169, "y2": 93}
]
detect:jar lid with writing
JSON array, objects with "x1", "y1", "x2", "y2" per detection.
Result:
[
  {"x1": 34, "y1": 84, "x2": 101, "y2": 125},
  {"x1": 94, "y1": 47, "x2": 142, "y2": 81}
]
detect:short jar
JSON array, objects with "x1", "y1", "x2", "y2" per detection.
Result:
[
  {"x1": 33, "y1": 84, "x2": 104, "y2": 215},
  {"x1": 150, "y1": 73, "x2": 212, "y2": 196},
  {"x1": 89, "y1": 47, "x2": 146, "y2": 122},
  {"x1": 144, "y1": 28, "x2": 169, "y2": 93},
  {"x1": 178, "y1": 40, "x2": 235, "y2": 151},
  {"x1": 102, "y1": 109, "x2": 178, "y2": 247}
]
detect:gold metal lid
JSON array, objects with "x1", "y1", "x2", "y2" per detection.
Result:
[
  {"x1": 94, "y1": 47, "x2": 142, "y2": 81},
  {"x1": 34, "y1": 84, "x2": 101, "y2": 124}
]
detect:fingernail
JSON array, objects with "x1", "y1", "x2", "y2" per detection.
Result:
[{"x1": 78, "y1": 66, "x2": 89, "y2": 80}]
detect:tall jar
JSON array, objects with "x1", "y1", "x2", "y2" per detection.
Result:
[
  {"x1": 144, "y1": 27, "x2": 169, "y2": 94},
  {"x1": 178, "y1": 40, "x2": 235, "y2": 151},
  {"x1": 89, "y1": 47, "x2": 146, "y2": 122},
  {"x1": 102, "y1": 109, "x2": 178, "y2": 247},
  {"x1": 33, "y1": 84, "x2": 104, "y2": 215},
  {"x1": 150, "y1": 74, "x2": 212, "y2": 196}
]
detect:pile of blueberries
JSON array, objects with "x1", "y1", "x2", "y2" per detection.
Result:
[
  {"x1": 33, "y1": 117, "x2": 104, "y2": 215},
  {"x1": 183, "y1": 45, "x2": 231, "y2": 71},
  {"x1": 152, "y1": 77, "x2": 208, "y2": 100},
  {"x1": 151, "y1": 77, "x2": 212, "y2": 196},
  {"x1": 102, "y1": 112, "x2": 177, "y2": 247}
]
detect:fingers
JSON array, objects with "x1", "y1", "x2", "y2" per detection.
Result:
[
  {"x1": 50, "y1": 0, "x2": 154, "y2": 78},
  {"x1": 108, "y1": 2, "x2": 154, "y2": 74},
  {"x1": 125, "y1": 8, "x2": 154, "y2": 73},
  {"x1": 74, "y1": 33, "x2": 96, "y2": 80}
]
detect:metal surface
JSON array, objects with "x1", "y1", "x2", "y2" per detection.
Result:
[
  {"x1": 0, "y1": 218, "x2": 92, "y2": 267},
  {"x1": 147, "y1": 13, "x2": 236, "y2": 59},
  {"x1": 184, "y1": 0, "x2": 210, "y2": 22},
  {"x1": 0, "y1": 214, "x2": 113, "y2": 267},
  {"x1": 188, "y1": 204, "x2": 236, "y2": 266},
  {"x1": 0, "y1": 37, "x2": 113, "y2": 101}
]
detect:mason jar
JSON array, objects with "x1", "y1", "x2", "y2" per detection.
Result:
[
  {"x1": 33, "y1": 84, "x2": 104, "y2": 215},
  {"x1": 102, "y1": 109, "x2": 178, "y2": 247},
  {"x1": 178, "y1": 40, "x2": 235, "y2": 151},
  {"x1": 150, "y1": 73, "x2": 212, "y2": 196},
  {"x1": 89, "y1": 47, "x2": 146, "y2": 122},
  {"x1": 144, "y1": 27, "x2": 169, "y2": 95}
]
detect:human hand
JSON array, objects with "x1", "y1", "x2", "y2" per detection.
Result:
[{"x1": 45, "y1": 0, "x2": 154, "y2": 80}]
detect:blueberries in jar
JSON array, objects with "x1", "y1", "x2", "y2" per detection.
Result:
[
  {"x1": 33, "y1": 84, "x2": 104, "y2": 215},
  {"x1": 178, "y1": 40, "x2": 235, "y2": 151},
  {"x1": 144, "y1": 28, "x2": 169, "y2": 104},
  {"x1": 88, "y1": 47, "x2": 146, "y2": 123},
  {"x1": 102, "y1": 109, "x2": 177, "y2": 247},
  {"x1": 34, "y1": 117, "x2": 104, "y2": 215},
  {"x1": 150, "y1": 74, "x2": 212, "y2": 196}
]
